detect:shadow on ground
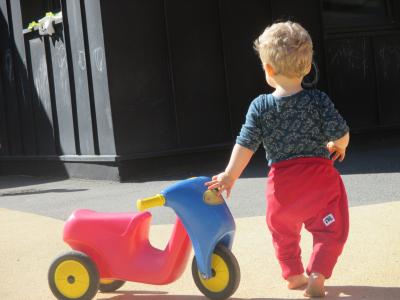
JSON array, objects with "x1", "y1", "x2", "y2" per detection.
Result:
[
  {"x1": 0, "y1": 175, "x2": 62, "y2": 189},
  {"x1": 0, "y1": 188, "x2": 87, "y2": 196},
  {"x1": 97, "y1": 285, "x2": 400, "y2": 300}
]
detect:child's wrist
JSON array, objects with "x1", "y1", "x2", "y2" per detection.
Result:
[{"x1": 224, "y1": 170, "x2": 237, "y2": 181}]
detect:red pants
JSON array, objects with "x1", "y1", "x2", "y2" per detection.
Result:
[{"x1": 266, "y1": 157, "x2": 349, "y2": 279}]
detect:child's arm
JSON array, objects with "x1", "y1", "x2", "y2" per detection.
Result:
[
  {"x1": 207, "y1": 96, "x2": 263, "y2": 197},
  {"x1": 327, "y1": 131, "x2": 350, "y2": 161},
  {"x1": 205, "y1": 144, "x2": 254, "y2": 198},
  {"x1": 318, "y1": 91, "x2": 350, "y2": 162}
]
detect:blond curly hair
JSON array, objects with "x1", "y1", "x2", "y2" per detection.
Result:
[{"x1": 254, "y1": 21, "x2": 313, "y2": 78}]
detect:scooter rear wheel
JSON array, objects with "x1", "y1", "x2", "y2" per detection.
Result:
[
  {"x1": 48, "y1": 251, "x2": 99, "y2": 300},
  {"x1": 192, "y1": 245, "x2": 240, "y2": 300},
  {"x1": 99, "y1": 279, "x2": 125, "y2": 292}
]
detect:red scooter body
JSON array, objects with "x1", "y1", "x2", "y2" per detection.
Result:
[{"x1": 64, "y1": 209, "x2": 192, "y2": 284}]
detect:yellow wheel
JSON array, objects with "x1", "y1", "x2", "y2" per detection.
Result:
[
  {"x1": 192, "y1": 245, "x2": 240, "y2": 300},
  {"x1": 99, "y1": 279, "x2": 125, "y2": 293},
  {"x1": 48, "y1": 251, "x2": 99, "y2": 300}
]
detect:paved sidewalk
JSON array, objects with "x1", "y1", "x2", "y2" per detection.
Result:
[{"x1": 1, "y1": 201, "x2": 400, "y2": 300}]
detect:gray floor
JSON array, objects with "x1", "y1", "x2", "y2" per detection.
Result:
[{"x1": 1, "y1": 133, "x2": 400, "y2": 224}]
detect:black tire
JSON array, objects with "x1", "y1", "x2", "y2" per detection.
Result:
[
  {"x1": 99, "y1": 280, "x2": 125, "y2": 292},
  {"x1": 192, "y1": 245, "x2": 240, "y2": 300},
  {"x1": 48, "y1": 251, "x2": 100, "y2": 300}
]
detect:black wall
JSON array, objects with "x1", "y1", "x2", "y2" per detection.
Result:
[
  {"x1": 325, "y1": 31, "x2": 400, "y2": 130},
  {"x1": 1, "y1": 0, "x2": 399, "y2": 180},
  {"x1": 101, "y1": 0, "x2": 326, "y2": 157}
]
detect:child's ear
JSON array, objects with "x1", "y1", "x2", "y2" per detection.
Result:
[
  {"x1": 264, "y1": 63, "x2": 275, "y2": 76},
  {"x1": 305, "y1": 63, "x2": 312, "y2": 75}
]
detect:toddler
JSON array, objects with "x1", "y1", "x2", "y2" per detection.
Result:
[{"x1": 206, "y1": 21, "x2": 350, "y2": 298}]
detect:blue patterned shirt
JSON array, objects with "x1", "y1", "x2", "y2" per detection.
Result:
[{"x1": 236, "y1": 89, "x2": 349, "y2": 165}]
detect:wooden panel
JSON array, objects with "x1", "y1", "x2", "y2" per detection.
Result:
[
  {"x1": 165, "y1": 0, "x2": 230, "y2": 147},
  {"x1": 62, "y1": 0, "x2": 95, "y2": 155},
  {"x1": 48, "y1": 25, "x2": 76, "y2": 155},
  {"x1": 325, "y1": 37, "x2": 379, "y2": 129},
  {"x1": 100, "y1": 0, "x2": 177, "y2": 154},
  {"x1": 10, "y1": 0, "x2": 37, "y2": 155},
  {"x1": 374, "y1": 34, "x2": 400, "y2": 126},
  {"x1": 0, "y1": 1, "x2": 9, "y2": 155},
  {"x1": 219, "y1": 0, "x2": 271, "y2": 136},
  {"x1": 83, "y1": 0, "x2": 116, "y2": 155},
  {"x1": 27, "y1": 35, "x2": 57, "y2": 155},
  {"x1": 0, "y1": 60, "x2": 8, "y2": 155},
  {"x1": 0, "y1": 0, "x2": 23, "y2": 155}
]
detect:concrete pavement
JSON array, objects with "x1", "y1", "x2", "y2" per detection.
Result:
[{"x1": 1, "y1": 201, "x2": 400, "y2": 300}]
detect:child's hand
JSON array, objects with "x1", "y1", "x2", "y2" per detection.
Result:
[
  {"x1": 327, "y1": 141, "x2": 346, "y2": 162},
  {"x1": 205, "y1": 172, "x2": 236, "y2": 198}
]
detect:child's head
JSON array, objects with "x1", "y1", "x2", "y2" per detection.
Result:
[{"x1": 254, "y1": 21, "x2": 313, "y2": 81}]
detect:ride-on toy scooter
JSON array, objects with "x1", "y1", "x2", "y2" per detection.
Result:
[{"x1": 48, "y1": 177, "x2": 240, "y2": 300}]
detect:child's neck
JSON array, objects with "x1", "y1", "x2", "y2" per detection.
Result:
[{"x1": 271, "y1": 76, "x2": 303, "y2": 97}]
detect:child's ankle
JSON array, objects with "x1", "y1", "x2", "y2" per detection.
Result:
[
  {"x1": 287, "y1": 274, "x2": 308, "y2": 290},
  {"x1": 309, "y1": 272, "x2": 325, "y2": 281},
  {"x1": 304, "y1": 273, "x2": 326, "y2": 298}
]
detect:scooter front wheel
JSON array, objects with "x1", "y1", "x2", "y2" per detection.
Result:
[
  {"x1": 48, "y1": 251, "x2": 99, "y2": 300},
  {"x1": 192, "y1": 245, "x2": 240, "y2": 300},
  {"x1": 99, "y1": 279, "x2": 125, "y2": 292}
]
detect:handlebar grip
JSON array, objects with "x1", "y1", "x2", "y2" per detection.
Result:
[{"x1": 137, "y1": 194, "x2": 166, "y2": 211}]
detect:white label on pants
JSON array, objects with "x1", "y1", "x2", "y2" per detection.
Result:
[{"x1": 323, "y1": 213, "x2": 335, "y2": 226}]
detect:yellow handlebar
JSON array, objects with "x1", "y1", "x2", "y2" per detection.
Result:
[{"x1": 137, "y1": 194, "x2": 166, "y2": 211}]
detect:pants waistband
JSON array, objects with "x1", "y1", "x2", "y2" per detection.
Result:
[{"x1": 270, "y1": 157, "x2": 333, "y2": 169}]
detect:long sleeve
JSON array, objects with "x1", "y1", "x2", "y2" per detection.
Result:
[
  {"x1": 236, "y1": 97, "x2": 263, "y2": 152},
  {"x1": 319, "y1": 92, "x2": 349, "y2": 142}
]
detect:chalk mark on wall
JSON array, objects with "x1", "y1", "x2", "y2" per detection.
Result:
[
  {"x1": 78, "y1": 50, "x2": 86, "y2": 71},
  {"x1": 4, "y1": 49, "x2": 14, "y2": 82},
  {"x1": 94, "y1": 47, "x2": 104, "y2": 72},
  {"x1": 56, "y1": 42, "x2": 67, "y2": 69},
  {"x1": 378, "y1": 44, "x2": 400, "y2": 79},
  {"x1": 34, "y1": 55, "x2": 51, "y2": 118},
  {"x1": 328, "y1": 39, "x2": 368, "y2": 78}
]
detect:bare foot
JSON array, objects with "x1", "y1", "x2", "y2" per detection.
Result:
[
  {"x1": 287, "y1": 274, "x2": 308, "y2": 289},
  {"x1": 304, "y1": 273, "x2": 326, "y2": 298}
]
